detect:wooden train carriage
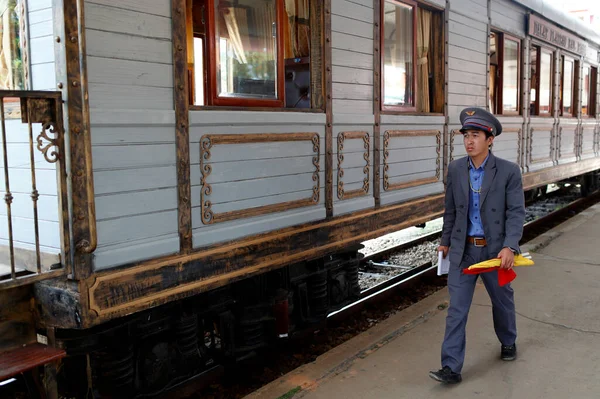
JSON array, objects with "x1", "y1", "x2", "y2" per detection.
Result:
[{"x1": 1, "y1": 0, "x2": 600, "y2": 396}]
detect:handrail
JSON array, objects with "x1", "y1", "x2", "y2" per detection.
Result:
[{"x1": 0, "y1": 91, "x2": 71, "y2": 289}]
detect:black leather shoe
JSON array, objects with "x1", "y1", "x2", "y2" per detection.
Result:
[
  {"x1": 501, "y1": 344, "x2": 517, "y2": 361},
  {"x1": 429, "y1": 366, "x2": 462, "y2": 384}
]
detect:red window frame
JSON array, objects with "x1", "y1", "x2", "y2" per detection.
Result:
[
  {"x1": 560, "y1": 56, "x2": 575, "y2": 117},
  {"x1": 492, "y1": 32, "x2": 521, "y2": 116},
  {"x1": 530, "y1": 45, "x2": 553, "y2": 117},
  {"x1": 201, "y1": 0, "x2": 286, "y2": 108},
  {"x1": 380, "y1": 0, "x2": 418, "y2": 113}
]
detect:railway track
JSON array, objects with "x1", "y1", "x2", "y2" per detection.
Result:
[
  {"x1": 331, "y1": 188, "x2": 600, "y2": 322},
  {"x1": 177, "y1": 188, "x2": 600, "y2": 399}
]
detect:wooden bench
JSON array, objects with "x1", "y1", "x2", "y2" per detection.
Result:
[{"x1": 0, "y1": 343, "x2": 66, "y2": 399}]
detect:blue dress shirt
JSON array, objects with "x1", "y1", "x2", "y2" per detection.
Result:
[{"x1": 467, "y1": 155, "x2": 489, "y2": 237}]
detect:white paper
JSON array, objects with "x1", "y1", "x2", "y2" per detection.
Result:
[{"x1": 437, "y1": 251, "x2": 450, "y2": 276}]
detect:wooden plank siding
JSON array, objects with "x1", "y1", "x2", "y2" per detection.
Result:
[
  {"x1": 188, "y1": 112, "x2": 327, "y2": 249},
  {"x1": 331, "y1": 0, "x2": 374, "y2": 116},
  {"x1": 83, "y1": 1, "x2": 179, "y2": 270}
]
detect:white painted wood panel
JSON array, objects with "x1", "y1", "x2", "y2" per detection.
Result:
[
  {"x1": 333, "y1": 66, "x2": 373, "y2": 85},
  {"x1": 332, "y1": 49, "x2": 373, "y2": 70},
  {"x1": 28, "y1": 8, "x2": 52, "y2": 24},
  {"x1": 87, "y1": 57, "x2": 173, "y2": 88},
  {"x1": 448, "y1": 32, "x2": 487, "y2": 55},
  {"x1": 332, "y1": 82, "x2": 373, "y2": 100},
  {"x1": 85, "y1": 3, "x2": 171, "y2": 40},
  {"x1": 332, "y1": 0, "x2": 373, "y2": 23},
  {"x1": 448, "y1": 93, "x2": 488, "y2": 107},
  {"x1": 0, "y1": 193, "x2": 58, "y2": 221},
  {"x1": 85, "y1": 0, "x2": 171, "y2": 17},
  {"x1": 192, "y1": 207, "x2": 325, "y2": 247},
  {"x1": 94, "y1": 234, "x2": 179, "y2": 270},
  {"x1": 333, "y1": 99, "x2": 373, "y2": 114},
  {"x1": 91, "y1": 126, "x2": 175, "y2": 146},
  {"x1": 195, "y1": 171, "x2": 325, "y2": 204},
  {"x1": 96, "y1": 210, "x2": 178, "y2": 246},
  {"x1": 88, "y1": 83, "x2": 174, "y2": 110},
  {"x1": 94, "y1": 166, "x2": 176, "y2": 195},
  {"x1": 92, "y1": 144, "x2": 175, "y2": 170},
  {"x1": 206, "y1": 189, "x2": 316, "y2": 214},
  {"x1": 192, "y1": 155, "x2": 319, "y2": 182},
  {"x1": 28, "y1": 0, "x2": 50, "y2": 12},
  {"x1": 331, "y1": 15, "x2": 373, "y2": 39},
  {"x1": 30, "y1": 36, "x2": 54, "y2": 65},
  {"x1": 29, "y1": 21, "x2": 52, "y2": 39},
  {"x1": 0, "y1": 216, "x2": 60, "y2": 249},
  {"x1": 449, "y1": 0, "x2": 488, "y2": 23},
  {"x1": 95, "y1": 188, "x2": 177, "y2": 220},
  {"x1": 448, "y1": 57, "x2": 487, "y2": 74},
  {"x1": 448, "y1": 44, "x2": 487, "y2": 64},
  {"x1": 379, "y1": 182, "x2": 443, "y2": 206},
  {"x1": 386, "y1": 159, "x2": 438, "y2": 176},
  {"x1": 449, "y1": 11, "x2": 487, "y2": 33},
  {"x1": 31, "y1": 63, "x2": 55, "y2": 90},
  {"x1": 86, "y1": 29, "x2": 172, "y2": 64},
  {"x1": 448, "y1": 82, "x2": 487, "y2": 96},
  {"x1": 332, "y1": 32, "x2": 373, "y2": 55},
  {"x1": 0, "y1": 168, "x2": 58, "y2": 195}
]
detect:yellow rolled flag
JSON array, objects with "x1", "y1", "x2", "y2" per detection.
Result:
[{"x1": 467, "y1": 253, "x2": 534, "y2": 270}]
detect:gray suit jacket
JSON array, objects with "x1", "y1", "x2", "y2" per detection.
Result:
[{"x1": 440, "y1": 152, "x2": 526, "y2": 267}]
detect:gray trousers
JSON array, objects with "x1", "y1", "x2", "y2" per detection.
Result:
[{"x1": 441, "y1": 243, "x2": 517, "y2": 373}]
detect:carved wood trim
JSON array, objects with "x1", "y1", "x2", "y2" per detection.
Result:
[
  {"x1": 337, "y1": 131, "x2": 370, "y2": 200},
  {"x1": 63, "y1": 0, "x2": 96, "y2": 278},
  {"x1": 173, "y1": 0, "x2": 192, "y2": 252},
  {"x1": 383, "y1": 130, "x2": 441, "y2": 191},
  {"x1": 200, "y1": 133, "x2": 320, "y2": 225}
]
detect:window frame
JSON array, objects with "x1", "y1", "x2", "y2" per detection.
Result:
[
  {"x1": 581, "y1": 63, "x2": 597, "y2": 118},
  {"x1": 380, "y1": 0, "x2": 419, "y2": 113},
  {"x1": 491, "y1": 31, "x2": 521, "y2": 116},
  {"x1": 204, "y1": 0, "x2": 286, "y2": 108},
  {"x1": 529, "y1": 44, "x2": 554, "y2": 117},
  {"x1": 590, "y1": 66, "x2": 598, "y2": 118},
  {"x1": 560, "y1": 55, "x2": 576, "y2": 118}
]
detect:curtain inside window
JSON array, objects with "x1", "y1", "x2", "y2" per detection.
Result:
[
  {"x1": 0, "y1": 0, "x2": 22, "y2": 90},
  {"x1": 285, "y1": 0, "x2": 309, "y2": 58},
  {"x1": 416, "y1": 8, "x2": 431, "y2": 112}
]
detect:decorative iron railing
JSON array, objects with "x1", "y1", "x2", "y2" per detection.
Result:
[{"x1": 0, "y1": 91, "x2": 70, "y2": 289}]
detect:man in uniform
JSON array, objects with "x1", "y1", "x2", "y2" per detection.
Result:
[{"x1": 429, "y1": 107, "x2": 526, "y2": 384}]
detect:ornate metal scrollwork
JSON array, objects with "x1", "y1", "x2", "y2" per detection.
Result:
[{"x1": 36, "y1": 121, "x2": 60, "y2": 163}]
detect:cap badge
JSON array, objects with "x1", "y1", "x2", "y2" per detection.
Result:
[{"x1": 466, "y1": 111, "x2": 475, "y2": 116}]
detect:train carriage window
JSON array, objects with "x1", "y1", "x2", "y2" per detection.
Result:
[
  {"x1": 560, "y1": 56, "x2": 575, "y2": 117},
  {"x1": 189, "y1": 0, "x2": 315, "y2": 109},
  {"x1": 489, "y1": 32, "x2": 521, "y2": 115},
  {"x1": 381, "y1": 0, "x2": 444, "y2": 113},
  {"x1": 582, "y1": 64, "x2": 597, "y2": 118},
  {"x1": 529, "y1": 46, "x2": 553, "y2": 116}
]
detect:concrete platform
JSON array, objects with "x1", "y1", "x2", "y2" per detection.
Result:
[{"x1": 247, "y1": 203, "x2": 600, "y2": 399}]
